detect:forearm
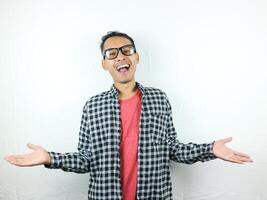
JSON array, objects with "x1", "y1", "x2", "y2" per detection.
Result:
[
  {"x1": 44, "y1": 150, "x2": 91, "y2": 173},
  {"x1": 169, "y1": 140, "x2": 217, "y2": 164}
]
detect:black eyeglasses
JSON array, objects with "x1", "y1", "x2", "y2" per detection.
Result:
[{"x1": 102, "y1": 44, "x2": 136, "y2": 60}]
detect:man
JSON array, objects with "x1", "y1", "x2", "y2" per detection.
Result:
[{"x1": 4, "y1": 31, "x2": 253, "y2": 200}]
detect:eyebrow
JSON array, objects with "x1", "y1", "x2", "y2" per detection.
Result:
[{"x1": 103, "y1": 44, "x2": 133, "y2": 51}]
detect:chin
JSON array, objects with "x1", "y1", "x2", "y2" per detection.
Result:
[
  {"x1": 117, "y1": 78, "x2": 134, "y2": 84},
  {"x1": 120, "y1": 80, "x2": 131, "y2": 84}
]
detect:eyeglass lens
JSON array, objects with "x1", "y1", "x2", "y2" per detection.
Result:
[{"x1": 104, "y1": 45, "x2": 135, "y2": 60}]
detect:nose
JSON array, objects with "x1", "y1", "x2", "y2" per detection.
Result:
[{"x1": 116, "y1": 50, "x2": 126, "y2": 61}]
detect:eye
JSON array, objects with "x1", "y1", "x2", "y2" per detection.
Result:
[
  {"x1": 123, "y1": 49, "x2": 130, "y2": 54},
  {"x1": 122, "y1": 46, "x2": 134, "y2": 55},
  {"x1": 106, "y1": 49, "x2": 117, "y2": 58}
]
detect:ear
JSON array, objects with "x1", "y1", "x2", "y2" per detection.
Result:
[
  {"x1": 102, "y1": 59, "x2": 108, "y2": 71},
  {"x1": 135, "y1": 53, "x2": 140, "y2": 64}
]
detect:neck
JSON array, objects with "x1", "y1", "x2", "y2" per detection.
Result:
[{"x1": 114, "y1": 80, "x2": 138, "y2": 100}]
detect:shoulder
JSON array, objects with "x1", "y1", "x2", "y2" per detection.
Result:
[
  {"x1": 143, "y1": 86, "x2": 170, "y2": 104},
  {"x1": 83, "y1": 90, "x2": 111, "y2": 111},
  {"x1": 142, "y1": 86, "x2": 172, "y2": 114},
  {"x1": 143, "y1": 86, "x2": 167, "y2": 97}
]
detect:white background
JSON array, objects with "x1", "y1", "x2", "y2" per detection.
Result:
[{"x1": 1, "y1": 0, "x2": 266, "y2": 199}]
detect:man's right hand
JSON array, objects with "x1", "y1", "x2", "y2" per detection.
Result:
[{"x1": 4, "y1": 143, "x2": 51, "y2": 167}]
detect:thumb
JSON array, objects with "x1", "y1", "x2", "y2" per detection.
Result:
[
  {"x1": 222, "y1": 137, "x2": 232, "y2": 144},
  {"x1": 27, "y1": 143, "x2": 39, "y2": 150}
]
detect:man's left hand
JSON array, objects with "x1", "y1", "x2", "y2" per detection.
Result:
[{"x1": 213, "y1": 137, "x2": 253, "y2": 164}]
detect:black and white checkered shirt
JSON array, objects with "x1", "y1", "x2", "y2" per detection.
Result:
[{"x1": 45, "y1": 82, "x2": 217, "y2": 200}]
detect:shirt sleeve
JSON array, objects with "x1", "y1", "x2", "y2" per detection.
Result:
[
  {"x1": 164, "y1": 93, "x2": 217, "y2": 164},
  {"x1": 44, "y1": 101, "x2": 92, "y2": 173}
]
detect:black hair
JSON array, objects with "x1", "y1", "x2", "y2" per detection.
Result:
[{"x1": 100, "y1": 31, "x2": 136, "y2": 54}]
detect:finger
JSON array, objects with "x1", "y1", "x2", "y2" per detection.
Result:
[
  {"x1": 234, "y1": 155, "x2": 253, "y2": 162},
  {"x1": 10, "y1": 158, "x2": 27, "y2": 167},
  {"x1": 4, "y1": 156, "x2": 12, "y2": 162},
  {"x1": 233, "y1": 151, "x2": 251, "y2": 158},
  {"x1": 240, "y1": 157, "x2": 253, "y2": 162},
  {"x1": 222, "y1": 137, "x2": 232, "y2": 144},
  {"x1": 232, "y1": 154, "x2": 254, "y2": 163},
  {"x1": 4, "y1": 155, "x2": 27, "y2": 162},
  {"x1": 27, "y1": 143, "x2": 39, "y2": 150},
  {"x1": 5, "y1": 157, "x2": 20, "y2": 165},
  {"x1": 229, "y1": 156, "x2": 244, "y2": 164},
  {"x1": 8, "y1": 156, "x2": 32, "y2": 166}
]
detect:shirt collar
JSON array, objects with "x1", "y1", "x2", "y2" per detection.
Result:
[{"x1": 110, "y1": 81, "x2": 145, "y2": 98}]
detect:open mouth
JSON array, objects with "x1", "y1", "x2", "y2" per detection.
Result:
[{"x1": 116, "y1": 64, "x2": 130, "y2": 73}]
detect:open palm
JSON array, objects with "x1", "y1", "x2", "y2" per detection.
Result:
[
  {"x1": 213, "y1": 137, "x2": 253, "y2": 164},
  {"x1": 4, "y1": 143, "x2": 51, "y2": 167}
]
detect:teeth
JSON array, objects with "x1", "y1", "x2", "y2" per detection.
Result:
[{"x1": 116, "y1": 64, "x2": 129, "y2": 70}]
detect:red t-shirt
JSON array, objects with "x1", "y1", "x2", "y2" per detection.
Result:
[{"x1": 119, "y1": 89, "x2": 142, "y2": 200}]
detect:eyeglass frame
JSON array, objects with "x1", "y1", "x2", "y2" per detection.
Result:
[{"x1": 102, "y1": 44, "x2": 137, "y2": 60}]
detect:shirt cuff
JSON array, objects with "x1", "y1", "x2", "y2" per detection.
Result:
[
  {"x1": 205, "y1": 141, "x2": 217, "y2": 160},
  {"x1": 44, "y1": 152, "x2": 63, "y2": 169}
]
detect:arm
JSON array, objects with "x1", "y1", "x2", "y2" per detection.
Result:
[
  {"x1": 4, "y1": 143, "x2": 52, "y2": 166},
  {"x1": 212, "y1": 137, "x2": 253, "y2": 164},
  {"x1": 44, "y1": 102, "x2": 92, "y2": 173},
  {"x1": 166, "y1": 112, "x2": 216, "y2": 164},
  {"x1": 4, "y1": 102, "x2": 93, "y2": 173},
  {"x1": 164, "y1": 93, "x2": 253, "y2": 164}
]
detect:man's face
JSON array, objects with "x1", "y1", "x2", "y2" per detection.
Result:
[{"x1": 102, "y1": 36, "x2": 139, "y2": 84}]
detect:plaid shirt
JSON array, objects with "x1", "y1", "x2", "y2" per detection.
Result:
[{"x1": 45, "y1": 82, "x2": 217, "y2": 200}]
